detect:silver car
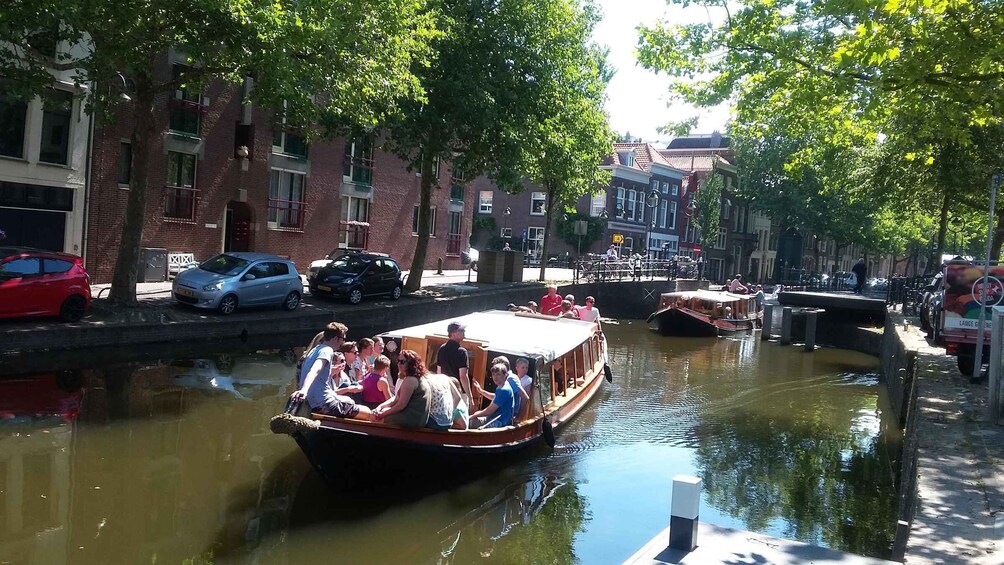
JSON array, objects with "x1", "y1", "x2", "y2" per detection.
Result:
[{"x1": 173, "y1": 253, "x2": 302, "y2": 315}]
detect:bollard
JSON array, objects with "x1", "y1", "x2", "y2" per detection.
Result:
[
  {"x1": 669, "y1": 475, "x2": 702, "y2": 552},
  {"x1": 436, "y1": 257, "x2": 443, "y2": 275},
  {"x1": 761, "y1": 304, "x2": 774, "y2": 341},
  {"x1": 804, "y1": 310, "x2": 817, "y2": 352},
  {"x1": 780, "y1": 307, "x2": 793, "y2": 345}
]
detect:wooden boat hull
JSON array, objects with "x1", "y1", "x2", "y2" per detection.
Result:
[
  {"x1": 292, "y1": 367, "x2": 605, "y2": 485},
  {"x1": 648, "y1": 307, "x2": 757, "y2": 337}
]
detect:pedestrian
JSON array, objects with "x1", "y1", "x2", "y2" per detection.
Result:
[
  {"x1": 540, "y1": 284, "x2": 562, "y2": 316},
  {"x1": 852, "y1": 258, "x2": 867, "y2": 294},
  {"x1": 754, "y1": 285, "x2": 765, "y2": 311}
]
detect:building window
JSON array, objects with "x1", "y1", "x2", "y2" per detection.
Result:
[
  {"x1": 168, "y1": 64, "x2": 202, "y2": 137},
  {"x1": 627, "y1": 190, "x2": 637, "y2": 221},
  {"x1": 165, "y1": 152, "x2": 197, "y2": 220},
  {"x1": 527, "y1": 226, "x2": 545, "y2": 258},
  {"x1": 272, "y1": 102, "x2": 307, "y2": 158},
  {"x1": 446, "y1": 211, "x2": 462, "y2": 256},
  {"x1": 500, "y1": 227, "x2": 513, "y2": 238},
  {"x1": 590, "y1": 194, "x2": 605, "y2": 217},
  {"x1": 672, "y1": 183, "x2": 679, "y2": 196},
  {"x1": 661, "y1": 181, "x2": 670, "y2": 194},
  {"x1": 412, "y1": 205, "x2": 437, "y2": 236},
  {"x1": 118, "y1": 142, "x2": 131, "y2": 186},
  {"x1": 0, "y1": 94, "x2": 27, "y2": 159},
  {"x1": 39, "y1": 89, "x2": 72, "y2": 165},
  {"x1": 715, "y1": 227, "x2": 727, "y2": 249},
  {"x1": 343, "y1": 136, "x2": 374, "y2": 186},
  {"x1": 651, "y1": 179, "x2": 659, "y2": 192},
  {"x1": 268, "y1": 169, "x2": 306, "y2": 230},
  {"x1": 666, "y1": 201, "x2": 677, "y2": 230},
  {"x1": 616, "y1": 187, "x2": 625, "y2": 217},
  {"x1": 658, "y1": 200, "x2": 668, "y2": 229},
  {"x1": 530, "y1": 192, "x2": 546, "y2": 215},
  {"x1": 478, "y1": 190, "x2": 493, "y2": 214},
  {"x1": 339, "y1": 195, "x2": 370, "y2": 248},
  {"x1": 418, "y1": 150, "x2": 440, "y2": 179},
  {"x1": 722, "y1": 197, "x2": 730, "y2": 219},
  {"x1": 623, "y1": 236, "x2": 633, "y2": 254}
]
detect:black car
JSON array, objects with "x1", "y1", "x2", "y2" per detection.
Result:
[
  {"x1": 919, "y1": 272, "x2": 943, "y2": 337},
  {"x1": 308, "y1": 251, "x2": 403, "y2": 304}
]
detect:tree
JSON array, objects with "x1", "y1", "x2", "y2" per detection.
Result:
[
  {"x1": 693, "y1": 171, "x2": 722, "y2": 272},
  {"x1": 2, "y1": 0, "x2": 435, "y2": 304},
  {"x1": 383, "y1": 0, "x2": 610, "y2": 292}
]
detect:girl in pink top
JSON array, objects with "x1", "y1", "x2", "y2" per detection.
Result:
[{"x1": 361, "y1": 355, "x2": 394, "y2": 408}]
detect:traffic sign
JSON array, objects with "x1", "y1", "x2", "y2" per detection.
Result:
[
  {"x1": 612, "y1": 233, "x2": 624, "y2": 244},
  {"x1": 994, "y1": 172, "x2": 1003, "y2": 189}
]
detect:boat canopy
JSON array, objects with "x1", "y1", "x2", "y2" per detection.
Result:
[
  {"x1": 665, "y1": 290, "x2": 749, "y2": 303},
  {"x1": 381, "y1": 310, "x2": 596, "y2": 364}
]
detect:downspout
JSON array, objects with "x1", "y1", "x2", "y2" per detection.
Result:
[{"x1": 81, "y1": 80, "x2": 96, "y2": 269}]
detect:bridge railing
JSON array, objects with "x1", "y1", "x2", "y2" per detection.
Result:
[{"x1": 576, "y1": 258, "x2": 699, "y2": 282}]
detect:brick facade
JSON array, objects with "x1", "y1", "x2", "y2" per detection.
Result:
[{"x1": 85, "y1": 63, "x2": 472, "y2": 283}]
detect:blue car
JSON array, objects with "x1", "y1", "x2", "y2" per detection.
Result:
[{"x1": 173, "y1": 253, "x2": 302, "y2": 315}]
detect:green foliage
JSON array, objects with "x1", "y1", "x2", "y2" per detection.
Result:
[
  {"x1": 694, "y1": 173, "x2": 723, "y2": 255},
  {"x1": 554, "y1": 212, "x2": 607, "y2": 252}
]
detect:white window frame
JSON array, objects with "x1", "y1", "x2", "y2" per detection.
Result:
[
  {"x1": 715, "y1": 226, "x2": 727, "y2": 249},
  {"x1": 478, "y1": 190, "x2": 493, "y2": 214},
  {"x1": 272, "y1": 101, "x2": 307, "y2": 157},
  {"x1": 671, "y1": 182, "x2": 679, "y2": 196},
  {"x1": 343, "y1": 136, "x2": 374, "y2": 186},
  {"x1": 530, "y1": 192, "x2": 546, "y2": 216},
  {"x1": 616, "y1": 187, "x2": 625, "y2": 217},
  {"x1": 651, "y1": 179, "x2": 659, "y2": 192},
  {"x1": 661, "y1": 181, "x2": 669, "y2": 195},
  {"x1": 268, "y1": 168, "x2": 306, "y2": 230},
  {"x1": 500, "y1": 227, "x2": 513, "y2": 238},
  {"x1": 527, "y1": 226, "x2": 545, "y2": 257},
  {"x1": 627, "y1": 189, "x2": 637, "y2": 220},
  {"x1": 412, "y1": 205, "x2": 437, "y2": 236},
  {"x1": 658, "y1": 200, "x2": 668, "y2": 229},
  {"x1": 666, "y1": 201, "x2": 677, "y2": 230},
  {"x1": 590, "y1": 194, "x2": 605, "y2": 217}
]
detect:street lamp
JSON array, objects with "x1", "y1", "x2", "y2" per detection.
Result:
[
  {"x1": 502, "y1": 206, "x2": 512, "y2": 250},
  {"x1": 643, "y1": 189, "x2": 660, "y2": 278}
]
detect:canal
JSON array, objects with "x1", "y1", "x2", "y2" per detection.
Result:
[{"x1": 1, "y1": 320, "x2": 898, "y2": 564}]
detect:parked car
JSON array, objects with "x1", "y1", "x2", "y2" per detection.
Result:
[
  {"x1": 309, "y1": 251, "x2": 403, "y2": 304},
  {"x1": 919, "y1": 273, "x2": 943, "y2": 336},
  {"x1": 172, "y1": 253, "x2": 302, "y2": 315},
  {"x1": 308, "y1": 248, "x2": 348, "y2": 276},
  {"x1": 0, "y1": 247, "x2": 92, "y2": 322}
]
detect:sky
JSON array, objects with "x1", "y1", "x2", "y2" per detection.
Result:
[{"x1": 591, "y1": 0, "x2": 730, "y2": 145}]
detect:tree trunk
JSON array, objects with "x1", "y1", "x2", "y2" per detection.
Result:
[
  {"x1": 992, "y1": 208, "x2": 1004, "y2": 263},
  {"x1": 107, "y1": 75, "x2": 155, "y2": 306},
  {"x1": 933, "y1": 190, "x2": 949, "y2": 271},
  {"x1": 404, "y1": 150, "x2": 435, "y2": 293},
  {"x1": 537, "y1": 185, "x2": 558, "y2": 282}
]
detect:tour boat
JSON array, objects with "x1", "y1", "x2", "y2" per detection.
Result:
[
  {"x1": 646, "y1": 290, "x2": 760, "y2": 337},
  {"x1": 276, "y1": 310, "x2": 608, "y2": 483}
]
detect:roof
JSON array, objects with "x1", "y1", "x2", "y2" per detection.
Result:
[
  {"x1": 658, "y1": 152, "x2": 735, "y2": 173},
  {"x1": 664, "y1": 290, "x2": 750, "y2": 303},
  {"x1": 224, "y1": 252, "x2": 294, "y2": 262},
  {"x1": 665, "y1": 133, "x2": 731, "y2": 149},
  {"x1": 608, "y1": 142, "x2": 687, "y2": 175},
  {"x1": 0, "y1": 246, "x2": 81, "y2": 259},
  {"x1": 381, "y1": 310, "x2": 597, "y2": 364}
]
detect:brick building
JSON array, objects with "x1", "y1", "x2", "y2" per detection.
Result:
[{"x1": 84, "y1": 57, "x2": 472, "y2": 283}]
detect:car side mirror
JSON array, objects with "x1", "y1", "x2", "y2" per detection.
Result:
[{"x1": 242, "y1": 273, "x2": 256, "y2": 281}]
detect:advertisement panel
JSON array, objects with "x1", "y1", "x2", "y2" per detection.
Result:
[{"x1": 941, "y1": 262, "x2": 1004, "y2": 337}]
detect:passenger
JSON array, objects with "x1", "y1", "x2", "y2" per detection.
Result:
[
  {"x1": 754, "y1": 285, "x2": 766, "y2": 312},
  {"x1": 361, "y1": 355, "x2": 394, "y2": 408},
  {"x1": 436, "y1": 321, "x2": 472, "y2": 403},
  {"x1": 290, "y1": 325, "x2": 371, "y2": 420},
  {"x1": 340, "y1": 341, "x2": 365, "y2": 384},
  {"x1": 426, "y1": 373, "x2": 468, "y2": 430},
  {"x1": 367, "y1": 336, "x2": 385, "y2": 368},
  {"x1": 526, "y1": 300, "x2": 538, "y2": 313},
  {"x1": 576, "y1": 296, "x2": 601, "y2": 326},
  {"x1": 469, "y1": 364, "x2": 516, "y2": 429},
  {"x1": 374, "y1": 349, "x2": 432, "y2": 429},
  {"x1": 728, "y1": 274, "x2": 748, "y2": 294},
  {"x1": 474, "y1": 356, "x2": 529, "y2": 416},
  {"x1": 552, "y1": 357, "x2": 566, "y2": 395},
  {"x1": 357, "y1": 337, "x2": 375, "y2": 374},
  {"x1": 540, "y1": 284, "x2": 562, "y2": 316},
  {"x1": 513, "y1": 357, "x2": 534, "y2": 416},
  {"x1": 296, "y1": 322, "x2": 347, "y2": 376},
  {"x1": 559, "y1": 299, "x2": 579, "y2": 319},
  {"x1": 564, "y1": 294, "x2": 576, "y2": 310}
]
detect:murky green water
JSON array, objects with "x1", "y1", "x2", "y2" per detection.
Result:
[{"x1": 0, "y1": 320, "x2": 898, "y2": 563}]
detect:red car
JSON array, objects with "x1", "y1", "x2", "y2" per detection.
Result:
[{"x1": 0, "y1": 246, "x2": 92, "y2": 322}]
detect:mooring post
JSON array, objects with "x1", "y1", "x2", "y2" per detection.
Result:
[
  {"x1": 762, "y1": 304, "x2": 774, "y2": 341},
  {"x1": 669, "y1": 475, "x2": 702, "y2": 552},
  {"x1": 780, "y1": 307, "x2": 793, "y2": 345},
  {"x1": 804, "y1": 310, "x2": 817, "y2": 351}
]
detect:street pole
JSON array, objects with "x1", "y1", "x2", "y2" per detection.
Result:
[{"x1": 973, "y1": 172, "x2": 1002, "y2": 382}]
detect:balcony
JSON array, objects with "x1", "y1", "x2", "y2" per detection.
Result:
[
  {"x1": 163, "y1": 185, "x2": 199, "y2": 222},
  {"x1": 339, "y1": 220, "x2": 370, "y2": 249},
  {"x1": 267, "y1": 197, "x2": 305, "y2": 231}
]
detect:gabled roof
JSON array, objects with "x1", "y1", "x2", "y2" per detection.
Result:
[{"x1": 609, "y1": 143, "x2": 686, "y2": 175}]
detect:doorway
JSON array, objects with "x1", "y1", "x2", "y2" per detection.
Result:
[{"x1": 223, "y1": 201, "x2": 252, "y2": 253}]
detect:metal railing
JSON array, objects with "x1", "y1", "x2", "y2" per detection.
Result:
[{"x1": 577, "y1": 257, "x2": 699, "y2": 282}]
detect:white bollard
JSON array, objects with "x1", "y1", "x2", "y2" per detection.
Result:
[{"x1": 669, "y1": 475, "x2": 702, "y2": 552}]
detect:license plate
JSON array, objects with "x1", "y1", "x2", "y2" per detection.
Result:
[
  {"x1": 177, "y1": 288, "x2": 195, "y2": 297},
  {"x1": 317, "y1": 285, "x2": 331, "y2": 292}
]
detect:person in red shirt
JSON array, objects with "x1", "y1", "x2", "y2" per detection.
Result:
[{"x1": 540, "y1": 284, "x2": 562, "y2": 316}]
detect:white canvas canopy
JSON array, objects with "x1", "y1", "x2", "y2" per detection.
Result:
[
  {"x1": 382, "y1": 310, "x2": 596, "y2": 364},
  {"x1": 665, "y1": 290, "x2": 749, "y2": 303}
]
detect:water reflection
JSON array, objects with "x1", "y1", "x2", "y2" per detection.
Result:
[{"x1": 0, "y1": 323, "x2": 897, "y2": 563}]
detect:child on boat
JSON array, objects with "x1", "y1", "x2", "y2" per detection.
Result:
[{"x1": 360, "y1": 355, "x2": 394, "y2": 409}]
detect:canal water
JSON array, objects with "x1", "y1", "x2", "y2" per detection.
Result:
[{"x1": 0, "y1": 321, "x2": 898, "y2": 564}]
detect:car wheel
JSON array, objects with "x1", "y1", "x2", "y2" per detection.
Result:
[
  {"x1": 390, "y1": 285, "x2": 402, "y2": 300},
  {"x1": 59, "y1": 295, "x2": 87, "y2": 322},
  {"x1": 957, "y1": 355, "x2": 976, "y2": 377},
  {"x1": 282, "y1": 291, "x2": 301, "y2": 311},
  {"x1": 348, "y1": 288, "x2": 364, "y2": 305},
  {"x1": 218, "y1": 294, "x2": 239, "y2": 315}
]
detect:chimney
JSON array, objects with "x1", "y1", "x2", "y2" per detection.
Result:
[{"x1": 710, "y1": 130, "x2": 722, "y2": 148}]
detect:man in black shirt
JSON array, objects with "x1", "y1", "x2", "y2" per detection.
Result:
[{"x1": 437, "y1": 321, "x2": 471, "y2": 402}]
